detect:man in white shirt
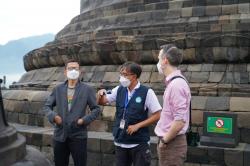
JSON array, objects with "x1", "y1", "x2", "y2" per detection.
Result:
[{"x1": 97, "y1": 62, "x2": 162, "y2": 166}]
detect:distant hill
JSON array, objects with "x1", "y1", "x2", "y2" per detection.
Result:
[{"x1": 0, "y1": 33, "x2": 54, "y2": 74}]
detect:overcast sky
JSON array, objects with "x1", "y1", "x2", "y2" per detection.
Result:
[{"x1": 0, "y1": 0, "x2": 80, "y2": 45}]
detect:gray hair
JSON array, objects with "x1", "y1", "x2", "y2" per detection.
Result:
[{"x1": 160, "y1": 44, "x2": 183, "y2": 67}]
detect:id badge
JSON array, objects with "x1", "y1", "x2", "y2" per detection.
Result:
[{"x1": 119, "y1": 119, "x2": 126, "y2": 129}]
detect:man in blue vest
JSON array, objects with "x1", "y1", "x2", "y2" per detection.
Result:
[{"x1": 97, "y1": 62, "x2": 162, "y2": 166}]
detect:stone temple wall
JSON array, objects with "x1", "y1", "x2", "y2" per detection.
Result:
[{"x1": 2, "y1": 0, "x2": 250, "y2": 165}]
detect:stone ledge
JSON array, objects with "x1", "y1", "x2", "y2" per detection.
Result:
[{"x1": 11, "y1": 123, "x2": 250, "y2": 166}]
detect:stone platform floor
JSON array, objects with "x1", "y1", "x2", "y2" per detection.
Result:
[{"x1": 9, "y1": 123, "x2": 250, "y2": 166}]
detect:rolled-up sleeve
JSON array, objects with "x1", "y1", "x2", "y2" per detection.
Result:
[{"x1": 170, "y1": 83, "x2": 190, "y2": 122}]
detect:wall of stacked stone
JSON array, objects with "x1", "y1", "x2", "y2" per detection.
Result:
[
  {"x1": 23, "y1": 1, "x2": 250, "y2": 71},
  {"x1": 3, "y1": 63, "x2": 250, "y2": 145}
]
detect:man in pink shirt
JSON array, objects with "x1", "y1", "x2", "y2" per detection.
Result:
[{"x1": 154, "y1": 44, "x2": 191, "y2": 166}]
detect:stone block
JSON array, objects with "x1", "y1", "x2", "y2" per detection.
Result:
[
  {"x1": 87, "y1": 138, "x2": 101, "y2": 152},
  {"x1": 82, "y1": 72, "x2": 93, "y2": 82},
  {"x1": 192, "y1": 96, "x2": 207, "y2": 110},
  {"x1": 237, "y1": 112, "x2": 250, "y2": 129},
  {"x1": 167, "y1": 9, "x2": 181, "y2": 18},
  {"x1": 224, "y1": 72, "x2": 240, "y2": 84},
  {"x1": 210, "y1": 24, "x2": 221, "y2": 32},
  {"x1": 241, "y1": 128, "x2": 250, "y2": 144},
  {"x1": 102, "y1": 106, "x2": 116, "y2": 121},
  {"x1": 208, "y1": 72, "x2": 225, "y2": 82},
  {"x1": 193, "y1": 6, "x2": 205, "y2": 17},
  {"x1": 102, "y1": 72, "x2": 119, "y2": 83},
  {"x1": 234, "y1": 64, "x2": 247, "y2": 72},
  {"x1": 244, "y1": 144, "x2": 250, "y2": 166},
  {"x1": 230, "y1": 14, "x2": 241, "y2": 24},
  {"x1": 41, "y1": 146, "x2": 53, "y2": 163},
  {"x1": 188, "y1": 64, "x2": 202, "y2": 72},
  {"x1": 155, "y1": 2, "x2": 168, "y2": 10},
  {"x1": 222, "y1": 4, "x2": 238, "y2": 15},
  {"x1": 198, "y1": 24, "x2": 211, "y2": 32},
  {"x1": 201, "y1": 64, "x2": 214, "y2": 71},
  {"x1": 230, "y1": 97, "x2": 250, "y2": 112},
  {"x1": 206, "y1": 0, "x2": 222, "y2": 5},
  {"x1": 169, "y1": 1, "x2": 183, "y2": 9},
  {"x1": 183, "y1": 48, "x2": 196, "y2": 62},
  {"x1": 208, "y1": 148, "x2": 225, "y2": 165},
  {"x1": 183, "y1": 0, "x2": 192, "y2": 7},
  {"x1": 206, "y1": 6, "x2": 221, "y2": 16},
  {"x1": 187, "y1": 146, "x2": 209, "y2": 163},
  {"x1": 247, "y1": 64, "x2": 250, "y2": 72},
  {"x1": 182, "y1": 72, "x2": 192, "y2": 81},
  {"x1": 88, "y1": 120, "x2": 109, "y2": 132},
  {"x1": 182, "y1": 7, "x2": 192, "y2": 17},
  {"x1": 42, "y1": 132, "x2": 53, "y2": 146},
  {"x1": 7, "y1": 112, "x2": 19, "y2": 123},
  {"x1": 150, "y1": 72, "x2": 164, "y2": 83},
  {"x1": 213, "y1": 64, "x2": 227, "y2": 72},
  {"x1": 100, "y1": 138, "x2": 115, "y2": 154},
  {"x1": 190, "y1": 72, "x2": 209, "y2": 83},
  {"x1": 102, "y1": 154, "x2": 115, "y2": 166},
  {"x1": 192, "y1": 110, "x2": 203, "y2": 125},
  {"x1": 18, "y1": 113, "x2": 29, "y2": 125},
  {"x1": 224, "y1": 148, "x2": 244, "y2": 166},
  {"x1": 185, "y1": 23, "x2": 197, "y2": 32},
  {"x1": 87, "y1": 152, "x2": 101, "y2": 166},
  {"x1": 240, "y1": 72, "x2": 249, "y2": 84},
  {"x1": 205, "y1": 97, "x2": 230, "y2": 111},
  {"x1": 140, "y1": 72, "x2": 151, "y2": 83},
  {"x1": 240, "y1": 14, "x2": 250, "y2": 23},
  {"x1": 238, "y1": 3, "x2": 250, "y2": 14},
  {"x1": 91, "y1": 71, "x2": 105, "y2": 82},
  {"x1": 222, "y1": 23, "x2": 237, "y2": 32}
]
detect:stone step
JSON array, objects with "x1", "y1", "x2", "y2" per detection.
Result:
[
  {"x1": 0, "y1": 126, "x2": 17, "y2": 149},
  {"x1": 0, "y1": 133, "x2": 26, "y2": 166},
  {"x1": 8, "y1": 63, "x2": 250, "y2": 91},
  {"x1": 11, "y1": 123, "x2": 250, "y2": 166},
  {"x1": 78, "y1": 0, "x2": 250, "y2": 21}
]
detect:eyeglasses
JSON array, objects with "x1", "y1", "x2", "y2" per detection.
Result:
[
  {"x1": 67, "y1": 67, "x2": 80, "y2": 71},
  {"x1": 120, "y1": 72, "x2": 135, "y2": 77}
]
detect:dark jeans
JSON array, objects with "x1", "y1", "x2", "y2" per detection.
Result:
[
  {"x1": 53, "y1": 138, "x2": 87, "y2": 166},
  {"x1": 115, "y1": 143, "x2": 151, "y2": 166}
]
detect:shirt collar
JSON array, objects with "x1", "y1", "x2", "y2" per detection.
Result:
[
  {"x1": 165, "y1": 70, "x2": 182, "y2": 84},
  {"x1": 127, "y1": 81, "x2": 140, "y2": 92}
]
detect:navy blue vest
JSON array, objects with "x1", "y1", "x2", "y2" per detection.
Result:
[{"x1": 113, "y1": 85, "x2": 150, "y2": 144}]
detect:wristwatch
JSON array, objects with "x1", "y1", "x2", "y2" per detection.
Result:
[{"x1": 160, "y1": 137, "x2": 168, "y2": 144}]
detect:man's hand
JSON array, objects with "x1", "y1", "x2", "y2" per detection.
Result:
[
  {"x1": 127, "y1": 124, "x2": 140, "y2": 135},
  {"x1": 97, "y1": 89, "x2": 108, "y2": 105},
  {"x1": 54, "y1": 115, "x2": 62, "y2": 125},
  {"x1": 97, "y1": 89, "x2": 107, "y2": 96},
  {"x1": 77, "y1": 118, "x2": 84, "y2": 126}
]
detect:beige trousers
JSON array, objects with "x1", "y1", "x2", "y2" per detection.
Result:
[{"x1": 157, "y1": 134, "x2": 187, "y2": 166}]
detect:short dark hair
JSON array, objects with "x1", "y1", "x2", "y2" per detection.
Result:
[
  {"x1": 120, "y1": 62, "x2": 142, "y2": 78},
  {"x1": 64, "y1": 59, "x2": 80, "y2": 68},
  {"x1": 160, "y1": 44, "x2": 183, "y2": 67}
]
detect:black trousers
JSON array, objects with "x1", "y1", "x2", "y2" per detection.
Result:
[
  {"x1": 53, "y1": 138, "x2": 87, "y2": 166},
  {"x1": 115, "y1": 143, "x2": 151, "y2": 166}
]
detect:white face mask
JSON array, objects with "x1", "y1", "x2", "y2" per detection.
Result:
[
  {"x1": 67, "y1": 70, "x2": 80, "y2": 80},
  {"x1": 157, "y1": 62, "x2": 164, "y2": 75},
  {"x1": 119, "y1": 76, "x2": 131, "y2": 87}
]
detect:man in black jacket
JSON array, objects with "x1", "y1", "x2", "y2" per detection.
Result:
[{"x1": 43, "y1": 59, "x2": 101, "y2": 166}]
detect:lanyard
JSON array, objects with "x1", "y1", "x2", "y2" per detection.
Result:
[{"x1": 122, "y1": 89, "x2": 136, "y2": 119}]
